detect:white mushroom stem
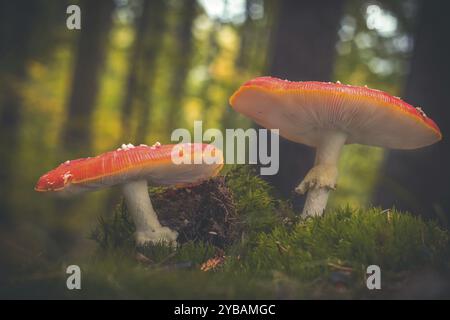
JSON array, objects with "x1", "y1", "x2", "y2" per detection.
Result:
[
  {"x1": 122, "y1": 179, "x2": 178, "y2": 246},
  {"x1": 295, "y1": 130, "x2": 348, "y2": 217}
]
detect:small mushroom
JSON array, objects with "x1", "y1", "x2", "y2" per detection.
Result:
[
  {"x1": 35, "y1": 143, "x2": 223, "y2": 245},
  {"x1": 230, "y1": 76, "x2": 442, "y2": 217}
]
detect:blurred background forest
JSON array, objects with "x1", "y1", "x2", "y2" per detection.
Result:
[{"x1": 0, "y1": 0, "x2": 449, "y2": 273}]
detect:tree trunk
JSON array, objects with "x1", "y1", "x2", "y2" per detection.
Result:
[
  {"x1": 62, "y1": 0, "x2": 114, "y2": 156},
  {"x1": 198, "y1": 20, "x2": 220, "y2": 128},
  {"x1": 120, "y1": 0, "x2": 152, "y2": 141},
  {"x1": 166, "y1": 0, "x2": 197, "y2": 130},
  {"x1": 373, "y1": 1, "x2": 450, "y2": 223},
  {"x1": 120, "y1": 0, "x2": 167, "y2": 143},
  {"x1": 235, "y1": 0, "x2": 252, "y2": 71},
  {"x1": 266, "y1": 0, "x2": 344, "y2": 200},
  {"x1": 0, "y1": 0, "x2": 42, "y2": 222},
  {"x1": 134, "y1": 0, "x2": 168, "y2": 143}
]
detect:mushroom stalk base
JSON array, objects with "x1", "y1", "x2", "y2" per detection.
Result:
[
  {"x1": 122, "y1": 179, "x2": 178, "y2": 246},
  {"x1": 296, "y1": 131, "x2": 347, "y2": 218}
]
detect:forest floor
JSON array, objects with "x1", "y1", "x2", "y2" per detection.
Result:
[{"x1": 1, "y1": 166, "x2": 450, "y2": 299}]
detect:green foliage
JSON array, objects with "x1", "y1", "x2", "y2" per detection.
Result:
[
  {"x1": 27, "y1": 258, "x2": 290, "y2": 299},
  {"x1": 224, "y1": 165, "x2": 294, "y2": 236},
  {"x1": 228, "y1": 207, "x2": 449, "y2": 281},
  {"x1": 138, "y1": 241, "x2": 217, "y2": 266},
  {"x1": 2, "y1": 167, "x2": 449, "y2": 299},
  {"x1": 82, "y1": 167, "x2": 450, "y2": 299},
  {"x1": 90, "y1": 202, "x2": 135, "y2": 251}
]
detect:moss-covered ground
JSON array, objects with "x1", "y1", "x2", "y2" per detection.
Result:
[{"x1": 2, "y1": 166, "x2": 449, "y2": 299}]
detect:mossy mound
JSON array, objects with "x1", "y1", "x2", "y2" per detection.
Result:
[
  {"x1": 91, "y1": 166, "x2": 292, "y2": 251},
  {"x1": 153, "y1": 176, "x2": 239, "y2": 247},
  {"x1": 91, "y1": 177, "x2": 238, "y2": 249}
]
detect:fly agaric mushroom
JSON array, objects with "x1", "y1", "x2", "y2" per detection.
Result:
[
  {"x1": 230, "y1": 76, "x2": 442, "y2": 217},
  {"x1": 35, "y1": 142, "x2": 223, "y2": 245}
]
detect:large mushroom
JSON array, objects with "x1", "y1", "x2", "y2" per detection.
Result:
[
  {"x1": 35, "y1": 142, "x2": 223, "y2": 245},
  {"x1": 230, "y1": 76, "x2": 442, "y2": 217}
]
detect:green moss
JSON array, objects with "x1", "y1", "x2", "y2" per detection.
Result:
[
  {"x1": 4, "y1": 166, "x2": 448, "y2": 299},
  {"x1": 81, "y1": 166, "x2": 450, "y2": 299},
  {"x1": 227, "y1": 207, "x2": 449, "y2": 281},
  {"x1": 90, "y1": 201, "x2": 135, "y2": 251},
  {"x1": 223, "y1": 165, "x2": 295, "y2": 235}
]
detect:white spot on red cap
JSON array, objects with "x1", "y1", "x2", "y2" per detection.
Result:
[
  {"x1": 151, "y1": 141, "x2": 161, "y2": 149},
  {"x1": 63, "y1": 172, "x2": 73, "y2": 185},
  {"x1": 416, "y1": 107, "x2": 427, "y2": 117}
]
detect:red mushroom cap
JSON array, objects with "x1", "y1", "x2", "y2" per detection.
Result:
[
  {"x1": 230, "y1": 77, "x2": 442, "y2": 149},
  {"x1": 35, "y1": 143, "x2": 223, "y2": 196}
]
